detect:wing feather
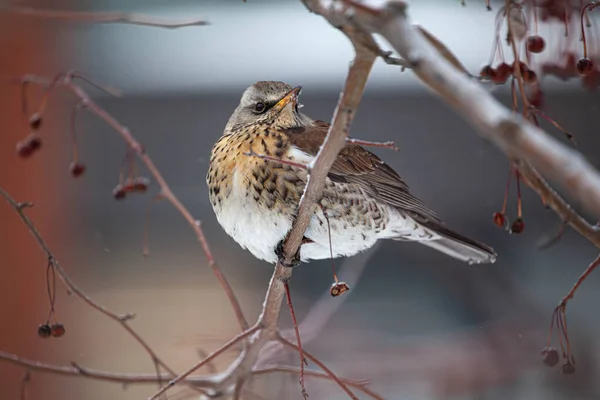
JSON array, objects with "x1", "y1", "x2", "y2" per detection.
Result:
[{"x1": 284, "y1": 121, "x2": 442, "y2": 224}]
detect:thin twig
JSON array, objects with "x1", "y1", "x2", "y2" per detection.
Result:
[
  {"x1": 277, "y1": 336, "x2": 362, "y2": 400},
  {"x1": 253, "y1": 366, "x2": 384, "y2": 398},
  {"x1": 2, "y1": 6, "x2": 209, "y2": 28},
  {"x1": 559, "y1": 253, "x2": 600, "y2": 308},
  {"x1": 148, "y1": 325, "x2": 259, "y2": 400},
  {"x1": 346, "y1": 137, "x2": 399, "y2": 151}
]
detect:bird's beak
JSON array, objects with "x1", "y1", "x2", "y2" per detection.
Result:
[{"x1": 273, "y1": 86, "x2": 302, "y2": 112}]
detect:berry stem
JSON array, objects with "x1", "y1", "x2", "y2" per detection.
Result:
[
  {"x1": 516, "y1": 168, "x2": 523, "y2": 219},
  {"x1": 319, "y1": 203, "x2": 340, "y2": 284},
  {"x1": 581, "y1": 3, "x2": 600, "y2": 57},
  {"x1": 283, "y1": 281, "x2": 308, "y2": 399},
  {"x1": 502, "y1": 164, "x2": 512, "y2": 215}
]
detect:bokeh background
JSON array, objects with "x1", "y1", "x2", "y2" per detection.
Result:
[{"x1": 1, "y1": 0, "x2": 600, "y2": 399}]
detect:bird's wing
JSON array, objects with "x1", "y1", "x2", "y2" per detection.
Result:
[{"x1": 284, "y1": 120, "x2": 443, "y2": 224}]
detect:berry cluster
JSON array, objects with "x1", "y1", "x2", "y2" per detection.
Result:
[
  {"x1": 38, "y1": 260, "x2": 66, "y2": 339},
  {"x1": 113, "y1": 176, "x2": 150, "y2": 200},
  {"x1": 493, "y1": 166, "x2": 525, "y2": 234}
]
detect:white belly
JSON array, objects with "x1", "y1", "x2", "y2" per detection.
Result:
[{"x1": 213, "y1": 168, "x2": 293, "y2": 264}]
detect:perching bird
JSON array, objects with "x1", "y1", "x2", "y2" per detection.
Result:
[{"x1": 206, "y1": 81, "x2": 496, "y2": 267}]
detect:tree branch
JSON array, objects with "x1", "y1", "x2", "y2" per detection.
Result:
[
  {"x1": 0, "y1": 6, "x2": 209, "y2": 28},
  {"x1": 343, "y1": 0, "x2": 600, "y2": 223}
]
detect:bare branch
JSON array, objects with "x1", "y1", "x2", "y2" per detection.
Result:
[
  {"x1": 1, "y1": 6, "x2": 209, "y2": 28},
  {"x1": 148, "y1": 325, "x2": 260, "y2": 400}
]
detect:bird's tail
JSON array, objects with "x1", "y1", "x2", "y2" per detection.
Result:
[{"x1": 396, "y1": 223, "x2": 497, "y2": 264}]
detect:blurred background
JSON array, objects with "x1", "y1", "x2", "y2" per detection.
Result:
[{"x1": 1, "y1": 0, "x2": 600, "y2": 399}]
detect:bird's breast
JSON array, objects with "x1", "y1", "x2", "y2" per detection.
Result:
[{"x1": 206, "y1": 130, "x2": 311, "y2": 262}]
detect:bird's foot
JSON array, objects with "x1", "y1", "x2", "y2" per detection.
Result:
[{"x1": 275, "y1": 239, "x2": 302, "y2": 268}]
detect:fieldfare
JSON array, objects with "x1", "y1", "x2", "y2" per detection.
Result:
[{"x1": 207, "y1": 81, "x2": 497, "y2": 266}]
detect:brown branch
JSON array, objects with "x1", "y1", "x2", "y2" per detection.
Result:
[
  {"x1": 559, "y1": 253, "x2": 600, "y2": 308},
  {"x1": 148, "y1": 325, "x2": 260, "y2": 400},
  {"x1": 6, "y1": 72, "x2": 248, "y2": 332},
  {"x1": 252, "y1": 365, "x2": 383, "y2": 398},
  {"x1": 0, "y1": 351, "x2": 173, "y2": 384},
  {"x1": 276, "y1": 336, "x2": 388, "y2": 400},
  {"x1": 343, "y1": 0, "x2": 600, "y2": 223},
  {"x1": 1, "y1": 6, "x2": 209, "y2": 28}
]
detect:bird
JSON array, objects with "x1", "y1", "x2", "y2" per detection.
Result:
[{"x1": 206, "y1": 81, "x2": 496, "y2": 267}]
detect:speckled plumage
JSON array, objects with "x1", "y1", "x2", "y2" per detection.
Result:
[{"x1": 207, "y1": 81, "x2": 497, "y2": 265}]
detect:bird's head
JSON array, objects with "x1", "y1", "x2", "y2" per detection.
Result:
[{"x1": 225, "y1": 81, "x2": 313, "y2": 132}]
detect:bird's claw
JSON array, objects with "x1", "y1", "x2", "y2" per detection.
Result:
[{"x1": 275, "y1": 239, "x2": 301, "y2": 268}]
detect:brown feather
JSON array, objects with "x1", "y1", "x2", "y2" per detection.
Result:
[{"x1": 284, "y1": 120, "x2": 443, "y2": 224}]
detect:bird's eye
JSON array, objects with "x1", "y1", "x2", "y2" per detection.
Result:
[{"x1": 254, "y1": 102, "x2": 266, "y2": 113}]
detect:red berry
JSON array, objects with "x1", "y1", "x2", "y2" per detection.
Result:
[
  {"x1": 113, "y1": 185, "x2": 127, "y2": 200},
  {"x1": 29, "y1": 113, "x2": 42, "y2": 130},
  {"x1": 493, "y1": 212, "x2": 506, "y2": 228},
  {"x1": 27, "y1": 134, "x2": 42, "y2": 151},
  {"x1": 493, "y1": 63, "x2": 512, "y2": 85},
  {"x1": 330, "y1": 282, "x2": 350, "y2": 297},
  {"x1": 562, "y1": 361, "x2": 575, "y2": 374},
  {"x1": 50, "y1": 322, "x2": 66, "y2": 337},
  {"x1": 479, "y1": 65, "x2": 496, "y2": 80},
  {"x1": 38, "y1": 324, "x2": 52, "y2": 338},
  {"x1": 69, "y1": 162, "x2": 86, "y2": 177},
  {"x1": 510, "y1": 218, "x2": 525, "y2": 234},
  {"x1": 132, "y1": 177, "x2": 150, "y2": 192},
  {"x1": 577, "y1": 58, "x2": 595, "y2": 76},
  {"x1": 541, "y1": 347, "x2": 559, "y2": 367},
  {"x1": 17, "y1": 134, "x2": 42, "y2": 158},
  {"x1": 16, "y1": 141, "x2": 33, "y2": 158},
  {"x1": 526, "y1": 35, "x2": 546, "y2": 53}
]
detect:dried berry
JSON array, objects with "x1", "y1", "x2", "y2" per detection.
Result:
[
  {"x1": 479, "y1": 65, "x2": 496, "y2": 80},
  {"x1": 511, "y1": 218, "x2": 525, "y2": 234},
  {"x1": 493, "y1": 212, "x2": 506, "y2": 228},
  {"x1": 113, "y1": 185, "x2": 127, "y2": 200},
  {"x1": 526, "y1": 35, "x2": 546, "y2": 53},
  {"x1": 38, "y1": 324, "x2": 52, "y2": 338},
  {"x1": 577, "y1": 58, "x2": 595, "y2": 76},
  {"x1": 512, "y1": 61, "x2": 531, "y2": 78},
  {"x1": 132, "y1": 177, "x2": 150, "y2": 192},
  {"x1": 16, "y1": 141, "x2": 33, "y2": 158},
  {"x1": 562, "y1": 361, "x2": 575, "y2": 374},
  {"x1": 330, "y1": 282, "x2": 350, "y2": 297},
  {"x1": 50, "y1": 322, "x2": 66, "y2": 338},
  {"x1": 541, "y1": 347, "x2": 559, "y2": 367},
  {"x1": 16, "y1": 134, "x2": 42, "y2": 158},
  {"x1": 493, "y1": 63, "x2": 512, "y2": 85},
  {"x1": 69, "y1": 162, "x2": 86, "y2": 178},
  {"x1": 29, "y1": 113, "x2": 42, "y2": 130}
]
